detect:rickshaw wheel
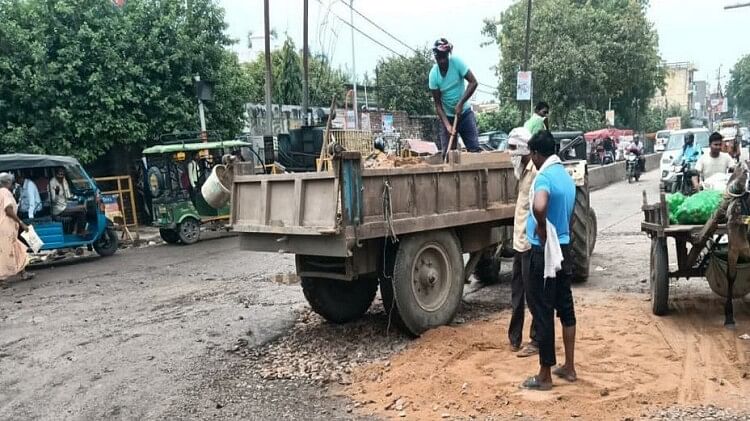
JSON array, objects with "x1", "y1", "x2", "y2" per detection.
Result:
[
  {"x1": 650, "y1": 237, "x2": 669, "y2": 316},
  {"x1": 159, "y1": 229, "x2": 180, "y2": 244},
  {"x1": 177, "y1": 218, "x2": 200, "y2": 245}
]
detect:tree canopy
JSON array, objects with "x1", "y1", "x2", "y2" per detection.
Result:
[
  {"x1": 375, "y1": 49, "x2": 434, "y2": 116},
  {"x1": 728, "y1": 54, "x2": 750, "y2": 122},
  {"x1": 482, "y1": 0, "x2": 664, "y2": 130},
  {"x1": 0, "y1": 0, "x2": 252, "y2": 163}
]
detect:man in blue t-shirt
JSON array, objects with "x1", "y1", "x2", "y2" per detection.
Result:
[
  {"x1": 428, "y1": 38, "x2": 481, "y2": 155},
  {"x1": 521, "y1": 130, "x2": 578, "y2": 391}
]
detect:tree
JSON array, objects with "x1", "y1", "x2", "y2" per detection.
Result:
[
  {"x1": 476, "y1": 103, "x2": 522, "y2": 133},
  {"x1": 375, "y1": 49, "x2": 434, "y2": 115},
  {"x1": 482, "y1": 0, "x2": 664, "y2": 130},
  {"x1": 728, "y1": 54, "x2": 750, "y2": 122},
  {"x1": 0, "y1": 0, "x2": 250, "y2": 163},
  {"x1": 640, "y1": 105, "x2": 690, "y2": 133},
  {"x1": 276, "y1": 37, "x2": 303, "y2": 105}
]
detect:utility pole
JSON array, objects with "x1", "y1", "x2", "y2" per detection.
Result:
[
  {"x1": 195, "y1": 74, "x2": 208, "y2": 142},
  {"x1": 302, "y1": 0, "x2": 310, "y2": 126},
  {"x1": 263, "y1": 0, "x2": 274, "y2": 164},
  {"x1": 349, "y1": 0, "x2": 359, "y2": 129},
  {"x1": 725, "y1": 2, "x2": 750, "y2": 9},
  {"x1": 521, "y1": 0, "x2": 532, "y2": 122}
]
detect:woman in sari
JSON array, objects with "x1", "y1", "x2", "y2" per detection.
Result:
[{"x1": 0, "y1": 172, "x2": 32, "y2": 281}]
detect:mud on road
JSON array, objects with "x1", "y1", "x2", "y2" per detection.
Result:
[{"x1": 2, "y1": 169, "x2": 750, "y2": 420}]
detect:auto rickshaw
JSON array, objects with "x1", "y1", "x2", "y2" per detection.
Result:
[
  {"x1": 0, "y1": 154, "x2": 119, "y2": 257},
  {"x1": 142, "y1": 133, "x2": 252, "y2": 245}
]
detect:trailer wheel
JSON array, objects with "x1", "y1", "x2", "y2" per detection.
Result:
[
  {"x1": 381, "y1": 230, "x2": 464, "y2": 336},
  {"x1": 301, "y1": 276, "x2": 378, "y2": 323},
  {"x1": 159, "y1": 228, "x2": 180, "y2": 244},
  {"x1": 473, "y1": 246, "x2": 502, "y2": 284},
  {"x1": 570, "y1": 187, "x2": 594, "y2": 283},
  {"x1": 177, "y1": 217, "x2": 200, "y2": 245},
  {"x1": 650, "y1": 237, "x2": 670, "y2": 316}
]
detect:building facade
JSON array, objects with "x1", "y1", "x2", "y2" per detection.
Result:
[{"x1": 651, "y1": 62, "x2": 697, "y2": 112}]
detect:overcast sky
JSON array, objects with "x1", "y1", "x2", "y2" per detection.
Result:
[{"x1": 220, "y1": 0, "x2": 750, "y2": 103}]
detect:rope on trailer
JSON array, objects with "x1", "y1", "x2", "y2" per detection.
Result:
[{"x1": 382, "y1": 179, "x2": 399, "y2": 335}]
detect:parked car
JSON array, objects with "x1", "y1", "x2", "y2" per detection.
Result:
[
  {"x1": 0, "y1": 154, "x2": 119, "y2": 257},
  {"x1": 655, "y1": 130, "x2": 670, "y2": 152},
  {"x1": 477, "y1": 131, "x2": 509, "y2": 151}
]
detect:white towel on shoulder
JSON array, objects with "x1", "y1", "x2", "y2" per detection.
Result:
[{"x1": 529, "y1": 155, "x2": 565, "y2": 279}]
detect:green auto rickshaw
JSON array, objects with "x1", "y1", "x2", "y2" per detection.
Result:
[{"x1": 142, "y1": 134, "x2": 252, "y2": 244}]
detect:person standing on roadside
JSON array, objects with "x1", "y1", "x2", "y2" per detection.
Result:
[
  {"x1": 507, "y1": 127, "x2": 538, "y2": 357},
  {"x1": 0, "y1": 172, "x2": 33, "y2": 282},
  {"x1": 524, "y1": 102, "x2": 550, "y2": 136},
  {"x1": 521, "y1": 131, "x2": 577, "y2": 391},
  {"x1": 428, "y1": 38, "x2": 481, "y2": 155}
]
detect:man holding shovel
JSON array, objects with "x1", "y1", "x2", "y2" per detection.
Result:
[{"x1": 428, "y1": 38, "x2": 481, "y2": 156}]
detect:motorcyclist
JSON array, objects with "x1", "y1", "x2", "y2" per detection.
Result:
[
  {"x1": 627, "y1": 136, "x2": 645, "y2": 172},
  {"x1": 675, "y1": 133, "x2": 701, "y2": 166}
]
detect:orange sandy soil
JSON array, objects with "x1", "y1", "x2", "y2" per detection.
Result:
[{"x1": 341, "y1": 291, "x2": 750, "y2": 420}]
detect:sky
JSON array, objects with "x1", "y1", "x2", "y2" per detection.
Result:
[{"x1": 219, "y1": 0, "x2": 750, "y2": 103}]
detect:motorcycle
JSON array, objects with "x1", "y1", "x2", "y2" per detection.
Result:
[
  {"x1": 626, "y1": 152, "x2": 641, "y2": 183},
  {"x1": 670, "y1": 160, "x2": 697, "y2": 196}
]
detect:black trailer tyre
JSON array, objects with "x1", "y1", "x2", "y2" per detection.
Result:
[
  {"x1": 384, "y1": 230, "x2": 464, "y2": 336},
  {"x1": 93, "y1": 227, "x2": 118, "y2": 257},
  {"x1": 177, "y1": 218, "x2": 200, "y2": 245},
  {"x1": 650, "y1": 237, "x2": 670, "y2": 316},
  {"x1": 301, "y1": 276, "x2": 379, "y2": 323},
  {"x1": 473, "y1": 246, "x2": 502, "y2": 284},
  {"x1": 159, "y1": 228, "x2": 180, "y2": 244},
  {"x1": 570, "y1": 187, "x2": 592, "y2": 283}
]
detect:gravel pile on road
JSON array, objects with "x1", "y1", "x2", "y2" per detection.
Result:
[
  {"x1": 233, "y1": 289, "x2": 506, "y2": 387},
  {"x1": 647, "y1": 405, "x2": 750, "y2": 420},
  {"x1": 236, "y1": 303, "x2": 411, "y2": 385}
]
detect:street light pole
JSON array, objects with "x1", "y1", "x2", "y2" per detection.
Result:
[
  {"x1": 521, "y1": 0, "x2": 532, "y2": 122},
  {"x1": 263, "y1": 0, "x2": 274, "y2": 165},
  {"x1": 350, "y1": 0, "x2": 359, "y2": 129},
  {"x1": 302, "y1": 0, "x2": 310, "y2": 125}
]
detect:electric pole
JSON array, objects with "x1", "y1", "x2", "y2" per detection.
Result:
[
  {"x1": 349, "y1": 0, "x2": 359, "y2": 129},
  {"x1": 302, "y1": 0, "x2": 310, "y2": 125},
  {"x1": 263, "y1": 0, "x2": 274, "y2": 164},
  {"x1": 521, "y1": 0, "x2": 532, "y2": 122}
]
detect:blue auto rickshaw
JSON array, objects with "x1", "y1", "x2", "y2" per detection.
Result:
[{"x1": 1, "y1": 154, "x2": 118, "y2": 256}]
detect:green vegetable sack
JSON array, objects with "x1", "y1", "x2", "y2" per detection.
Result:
[
  {"x1": 671, "y1": 190, "x2": 723, "y2": 225},
  {"x1": 666, "y1": 193, "x2": 686, "y2": 224}
]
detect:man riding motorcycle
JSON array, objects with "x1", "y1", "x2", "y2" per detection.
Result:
[
  {"x1": 627, "y1": 137, "x2": 645, "y2": 172},
  {"x1": 673, "y1": 133, "x2": 701, "y2": 193}
]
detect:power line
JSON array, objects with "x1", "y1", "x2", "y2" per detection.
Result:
[{"x1": 348, "y1": 4, "x2": 416, "y2": 54}]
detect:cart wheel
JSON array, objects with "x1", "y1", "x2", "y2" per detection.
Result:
[
  {"x1": 177, "y1": 217, "x2": 200, "y2": 245},
  {"x1": 381, "y1": 230, "x2": 464, "y2": 336},
  {"x1": 159, "y1": 228, "x2": 180, "y2": 244},
  {"x1": 571, "y1": 187, "x2": 593, "y2": 283},
  {"x1": 301, "y1": 276, "x2": 379, "y2": 323},
  {"x1": 93, "y1": 228, "x2": 119, "y2": 257},
  {"x1": 650, "y1": 237, "x2": 669, "y2": 315}
]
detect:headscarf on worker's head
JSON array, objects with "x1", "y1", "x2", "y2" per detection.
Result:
[
  {"x1": 0, "y1": 172, "x2": 14, "y2": 189},
  {"x1": 507, "y1": 127, "x2": 532, "y2": 156},
  {"x1": 432, "y1": 38, "x2": 453, "y2": 57}
]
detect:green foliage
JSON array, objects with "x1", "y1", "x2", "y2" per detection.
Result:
[
  {"x1": 375, "y1": 49, "x2": 434, "y2": 115},
  {"x1": 728, "y1": 54, "x2": 750, "y2": 121},
  {"x1": 0, "y1": 0, "x2": 249, "y2": 163},
  {"x1": 563, "y1": 107, "x2": 603, "y2": 132},
  {"x1": 476, "y1": 103, "x2": 522, "y2": 133},
  {"x1": 483, "y1": 0, "x2": 663, "y2": 130},
  {"x1": 241, "y1": 49, "x2": 346, "y2": 107},
  {"x1": 640, "y1": 105, "x2": 691, "y2": 133}
]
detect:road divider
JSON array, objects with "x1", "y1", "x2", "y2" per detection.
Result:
[{"x1": 588, "y1": 153, "x2": 662, "y2": 191}]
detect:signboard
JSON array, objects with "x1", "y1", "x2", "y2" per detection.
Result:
[
  {"x1": 665, "y1": 117, "x2": 681, "y2": 131},
  {"x1": 382, "y1": 114, "x2": 394, "y2": 133},
  {"x1": 101, "y1": 194, "x2": 123, "y2": 221},
  {"x1": 516, "y1": 71, "x2": 532, "y2": 101},
  {"x1": 345, "y1": 110, "x2": 356, "y2": 129},
  {"x1": 605, "y1": 110, "x2": 615, "y2": 126},
  {"x1": 360, "y1": 112, "x2": 371, "y2": 131}
]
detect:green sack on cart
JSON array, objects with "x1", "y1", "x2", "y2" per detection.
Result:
[
  {"x1": 673, "y1": 190, "x2": 723, "y2": 225},
  {"x1": 666, "y1": 192, "x2": 686, "y2": 224}
]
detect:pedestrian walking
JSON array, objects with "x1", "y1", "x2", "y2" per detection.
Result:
[
  {"x1": 0, "y1": 173, "x2": 33, "y2": 282},
  {"x1": 520, "y1": 131, "x2": 577, "y2": 391},
  {"x1": 507, "y1": 127, "x2": 538, "y2": 357}
]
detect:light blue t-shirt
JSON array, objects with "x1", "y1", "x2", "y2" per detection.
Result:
[
  {"x1": 676, "y1": 144, "x2": 701, "y2": 165},
  {"x1": 428, "y1": 56, "x2": 471, "y2": 117},
  {"x1": 527, "y1": 163, "x2": 576, "y2": 246}
]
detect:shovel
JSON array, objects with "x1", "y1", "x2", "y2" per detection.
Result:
[{"x1": 443, "y1": 118, "x2": 459, "y2": 163}]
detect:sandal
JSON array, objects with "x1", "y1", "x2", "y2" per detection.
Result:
[
  {"x1": 516, "y1": 344, "x2": 539, "y2": 358},
  {"x1": 520, "y1": 376, "x2": 552, "y2": 391},
  {"x1": 553, "y1": 366, "x2": 577, "y2": 382}
]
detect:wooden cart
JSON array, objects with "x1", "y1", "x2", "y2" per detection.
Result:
[{"x1": 641, "y1": 191, "x2": 728, "y2": 315}]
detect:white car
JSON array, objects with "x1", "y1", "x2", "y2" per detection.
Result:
[
  {"x1": 659, "y1": 128, "x2": 710, "y2": 191},
  {"x1": 655, "y1": 130, "x2": 670, "y2": 152}
]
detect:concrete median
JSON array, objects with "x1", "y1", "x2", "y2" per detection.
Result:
[{"x1": 588, "y1": 153, "x2": 662, "y2": 191}]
